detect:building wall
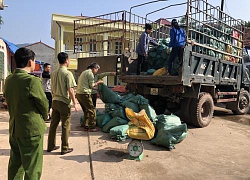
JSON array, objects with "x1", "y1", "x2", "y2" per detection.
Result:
[{"x1": 26, "y1": 43, "x2": 55, "y2": 70}]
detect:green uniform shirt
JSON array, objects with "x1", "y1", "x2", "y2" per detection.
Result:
[
  {"x1": 92, "y1": 72, "x2": 113, "y2": 94},
  {"x1": 76, "y1": 69, "x2": 95, "y2": 95},
  {"x1": 3, "y1": 69, "x2": 48, "y2": 138},
  {"x1": 51, "y1": 66, "x2": 76, "y2": 105}
]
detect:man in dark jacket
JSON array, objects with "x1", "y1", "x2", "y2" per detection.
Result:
[
  {"x1": 167, "y1": 19, "x2": 186, "y2": 76},
  {"x1": 3, "y1": 47, "x2": 48, "y2": 180},
  {"x1": 42, "y1": 63, "x2": 52, "y2": 121},
  {"x1": 136, "y1": 23, "x2": 158, "y2": 75}
]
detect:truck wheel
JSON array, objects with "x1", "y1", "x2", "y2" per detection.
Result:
[
  {"x1": 177, "y1": 98, "x2": 192, "y2": 125},
  {"x1": 232, "y1": 90, "x2": 250, "y2": 115},
  {"x1": 190, "y1": 93, "x2": 214, "y2": 128}
]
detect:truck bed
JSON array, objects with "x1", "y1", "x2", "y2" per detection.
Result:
[{"x1": 119, "y1": 75, "x2": 182, "y2": 85}]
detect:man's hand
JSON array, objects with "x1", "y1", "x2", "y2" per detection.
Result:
[{"x1": 96, "y1": 80, "x2": 103, "y2": 86}]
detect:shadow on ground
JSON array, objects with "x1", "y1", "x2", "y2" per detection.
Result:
[{"x1": 60, "y1": 148, "x2": 127, "y2": 163}]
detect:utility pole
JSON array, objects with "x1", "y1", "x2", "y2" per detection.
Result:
[
  {"x1": 221, "y1": 0, "x2": 224, "y2": 12},
  {"x1": 219, "y1": 0, "x2": 224, "y2": 20}
]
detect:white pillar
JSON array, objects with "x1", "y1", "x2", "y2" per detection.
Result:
[{"x1": 103, "y1": 33, "x2": 108, "y2": 56}]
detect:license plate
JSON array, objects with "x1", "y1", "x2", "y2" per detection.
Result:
[{"x1": 150, "y1": 88, "x2": 158, "y2": 95}]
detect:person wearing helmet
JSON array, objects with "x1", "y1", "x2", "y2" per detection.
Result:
[
  {"x1": 136, "y1": 23, "x2": 159, "y2": 75},
  {"x1": 167, "y1": 19, "x2": 186, "y2": 76}
]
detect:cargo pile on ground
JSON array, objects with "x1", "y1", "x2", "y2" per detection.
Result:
[{"x1": 80, "y1": 84, "x2": 188, "y2": 150}]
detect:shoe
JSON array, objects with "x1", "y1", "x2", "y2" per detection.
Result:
[
  {"x1": 83, "y1": 126, "x2": 100, "y2": 132},
  {"x1": 88, "y1": 127, "x2": 100, "y2": 132},
  {"x1": 61, "y1": 148, "x2": 73, "y2": 155},
  {"x1": 47, "y1": 146, "x2": 60, "y2": 152}
]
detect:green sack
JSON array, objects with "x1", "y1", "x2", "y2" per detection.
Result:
[
  {"x1": 148, "y1": 51, "x2": 158, "y2": 58},
  {"x1": 121, "y1": 93, "x2": 135, "y2": 101},
  {"x1": 147, "y1": 69, "x2": 156, "y2": 75},
  {"x1": 105, "y1": 103, "x2": 128, "y2": 120},
  {"x1": 109, "y1": 124, "x2": 129, "y2": 141},
  {"x1": 155, "y1": 114, "x2": 181, "y2": 131},
  {"x1": 151, "y1": 124, "x2": 188, "y2": 150},
  {"x1": 96, "y1": 109, "x2": 103, "y2": 116},
  {"x1": 139, "y1": 104, "x2": 157, "y2": 123},
  {"x1": 96, "y1": 113, "x2": 113, "y2": 128},
  {"x1": 98, "y1": 84, "x2": 121, "y2": 104},
  {"x1": 102, "y1": 117, "x2": 128, "y2": 133},
  {"x1": 128, "y1": 94, "x2": 149, "y2": 105},
  {"x1": 121, "y1": 100, "x2": 140, "y2": 113}
]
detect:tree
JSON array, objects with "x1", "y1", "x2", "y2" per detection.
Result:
[{"x1": 245, "y1": 21, "x2": 250, "y2": 28}]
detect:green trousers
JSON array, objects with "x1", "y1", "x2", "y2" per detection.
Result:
[
  {"x1": 8, "y1": 135, "x2": 44, "y2": 180},
  {"x1": 76, "y1": 93, "x2": 96, "y2": 128},
  {"x1": 47, "y1": 100, "x2": 71, "y2": 152}
]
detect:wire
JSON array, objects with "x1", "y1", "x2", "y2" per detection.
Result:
[{"x1": 224, "y1": 0, "x2": 231, "y2": 16}]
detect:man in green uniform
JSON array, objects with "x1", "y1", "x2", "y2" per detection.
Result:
[
  {"x1": 47, "y1": 52, "x2": 77, "y2": 155},
  {"x1": 76, "y1": 62, "x2": 103, "y2": 132},
  {"x1": 3, "y1": 47, "x2": 48, "y2": 180}
]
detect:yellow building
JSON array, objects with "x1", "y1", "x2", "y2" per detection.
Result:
[{"x1": 51, "y1": 14, "x2": 82, "y2": 70}]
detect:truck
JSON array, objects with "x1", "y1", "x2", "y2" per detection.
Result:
[{"x1": 74, "y1": 0, "x2": 250, "y2": 127}]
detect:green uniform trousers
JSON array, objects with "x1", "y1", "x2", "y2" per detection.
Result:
[
  {"x1": 8, "y1": 135, "x2": 44, "y2": 180},
  {"x1": 76, "y1": 93, "x2": 96, "y2": 128},
  {"x1": 47, "y1": 100, "x2": 71, "y2": 152}
]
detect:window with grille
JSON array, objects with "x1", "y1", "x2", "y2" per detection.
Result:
[
  {"x1": 115, "y1": 41, "x2": 122, "y2": 55},
  {"x1": 89, "y1": 39, "x2": 96, "y2": 52},
  {"x1": 74, "y1": 37, "x2": 83, "y2": 52}
]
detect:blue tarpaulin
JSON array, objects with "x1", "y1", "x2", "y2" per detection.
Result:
[{"x1": 0, "y1": 37, "x2": 19, "y2": 54}]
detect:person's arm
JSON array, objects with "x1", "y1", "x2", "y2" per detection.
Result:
[
  {"x1": 169, "y1": 28, "x2": 174, "y2": 48},
  {"x1": 67, "y1": 72, "x2": 78, "y2": 112},
  {"x1": 29, "y1": 78, "x2": 49, "y2": 120},
  {"x1": 141, "y1": 33, "x2": 147, "y2": 56},
  {"x1": 88, "y1": 72, "x2": 102, "y2": 89},
  {"x1": 68, "y1": 87, "x2": 77, "y2": 112},
  {"x1": 97, "y1": 72, "x2": 116, "y2": 80},
  {"x1": 149, "y1": 36, "x2": 159, "y2": 47}
]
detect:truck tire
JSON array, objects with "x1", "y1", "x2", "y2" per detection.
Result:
[
  {"x1": 232, "y1": 90, "x2": 250, "y2": 115},
  {"x1": 177, "y1": 98, "x2": 192, "y2": 125},
  {"x1": 190, "y1": 93, "x2": 214, "y2": 128}
]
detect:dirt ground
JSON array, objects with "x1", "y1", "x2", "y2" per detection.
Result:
[{"x1": 0, "y1": 99, "x2": 250, "y2": 180}]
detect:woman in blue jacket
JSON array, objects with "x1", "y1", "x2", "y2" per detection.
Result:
[{"x1": 167, "y1": 19, "x2": 186, "y2": 76}]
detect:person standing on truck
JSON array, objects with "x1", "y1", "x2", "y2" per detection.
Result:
[
  {"x1": 167, "y1": 19, "x2": 186, "y2": 76},
  {"x1": 136, "y1": 23, "x2": 159, "y2": 75},
  {"x1": 4, "y1": 47, "x2": 48, "y2": 180},
  {"x1": 76, "y1": 62, "x2": 103, "y2": 132},
  {"x1": 92, "y1": 71, "x2": 116, "y2": 107},
  {"x1": 47, "y1": 52, "x2": 78, "y2": 155},
  {"x1": 42, "y1": 63, "x2": 52, "y2": 121}
]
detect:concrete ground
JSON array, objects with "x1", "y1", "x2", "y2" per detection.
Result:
[{"x1": 0, "y1": 99, "x2": 250, "y2": 180}]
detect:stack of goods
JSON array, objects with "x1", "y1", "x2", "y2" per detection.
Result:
[
  {"x1": 190, "y1": 25, "x2": 242, "y2": 63},
  {"x1": 80, "y1": 84, "x2": 188, "y2": 150},
  {"x1": 146, "y1": 38, "x2": 179, "y2": 75}
]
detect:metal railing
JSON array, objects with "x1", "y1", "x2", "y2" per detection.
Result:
[{"x1": 73, "y1": 0, "x2": 244, "y2": 63}]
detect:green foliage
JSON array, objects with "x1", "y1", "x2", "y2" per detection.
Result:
[
  {"x1": 245, "y1": 21, "x2": 250, "y2": 28},
  {"x1": 180, "y1": 16, "x2": 186, "y2": 26}
]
